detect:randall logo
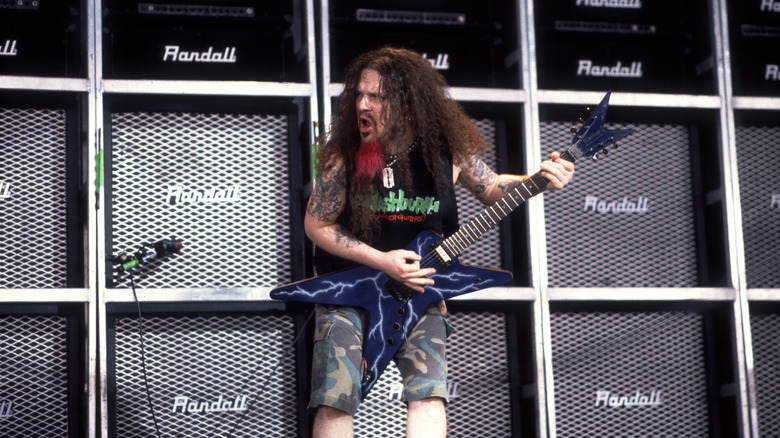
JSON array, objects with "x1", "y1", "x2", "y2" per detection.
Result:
[
  {"x1": 162, "y1": 45, "x2": 237, "y2": 63},
  {"x1": 0, "y1": 40, "x2": 17, "y2": 57},
  {"x1": 172, "y1": 395, "x2": 248, "y2": 414},
  {"x1": 0, "y1": 400, "x2": 13, "y2": 418},
  {"x1": 388, "y1": 380, "x2": 460, "y2": 401},
  {"x1": 771, "y1": 194, "x2": 780, "y2": 210},
  {"x1": 422, "y1": 53, "x2": 450, "y2": 70},
  {"x1": 595, "y1": 390, "x2": 663, "y2": 407},
  {"x1": 766, "y1": 64, "x2": 779, "y2": 81},
  {"x1": 583, "y1": 195, "x2": 649, "y2": 213},
  {"x1": 577, "y1": 60, "x2": 643, "y2": 78},
  {"x1": 167, "y1": 185, "x2": 242, "y2": 205},
  {"x1": 0, "y1": 181, "x2": 10, "y2": 199},
  {"x1": 761, "y1": 0, "x2": 780, "y2": 12},
  {"x1": 576, "y1": 0, "x2": 642, "y2": 9}
]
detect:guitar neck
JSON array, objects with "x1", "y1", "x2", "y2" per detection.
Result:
[{"x1": 439, "y1": 149, "x2": 576, "y2": 260}]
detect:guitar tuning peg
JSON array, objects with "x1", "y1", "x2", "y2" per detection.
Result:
[
  {"x1": 591, "y1": 152, "x2": 600, "y2": 161},
  {"x1": 586, "y1": 106, "x2": 591, "y2": 113},
  {"x1": 602, "y1": 148, "x2": 608, "y2": 156},
  {"x1": 613, "y1": 142, "x2": 619, "y2": 149},
  {"x1": 570, "y1": 126, "x2": 577, "y2": 134},
  {"x1": 578, "y1": 117, "x2": 585, "y2": 124}
]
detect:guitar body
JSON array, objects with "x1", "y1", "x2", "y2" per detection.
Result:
[{"x1": 270, "y1": 229, "x2": 512, "y2": 400}]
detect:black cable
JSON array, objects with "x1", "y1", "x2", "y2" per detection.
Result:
[{"x1": 130, "y1": 270, "x2": 163, "y2": 438}]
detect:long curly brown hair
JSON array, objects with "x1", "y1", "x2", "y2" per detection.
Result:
[{"x1": 316, "y1": 47, "x2": 490, "y2": 240}]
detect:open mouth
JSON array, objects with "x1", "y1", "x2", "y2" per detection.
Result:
[{"x1": 359, "y1": 115, "x2": 374, "y2": 136}]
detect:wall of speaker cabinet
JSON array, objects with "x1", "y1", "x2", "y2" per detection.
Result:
[{"x1": 0, "y1": 0, "x2": 778, "y2": 437}]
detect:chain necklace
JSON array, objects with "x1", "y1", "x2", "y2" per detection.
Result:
[{"x1": 382, "y1": 139, "x2": 417, "y2": 188}]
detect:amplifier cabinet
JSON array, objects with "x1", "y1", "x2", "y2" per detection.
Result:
[
  {"x1": 549, "y1": 302, "x2": 739, "y2": 438},
  {"x1": 534, "y1": 0, "x2": 714, "y2": 94},
  {"x1": 0, "y1": 304, "x2": 87, "y2": 437},
  {"x1": 727, "y1": 0, "x2": 780, "y2": 96},
  {"x1": 750, "y1": 303, "x2": 780, "y2": 438},
  {"x1": 106, "y1": 304, "x2": 304, "y2": 437},
  {"x1": 0, "y1": 0, "x2": 83, "y2": 77},
  {"x1": 103, "y1": 96, "x2": 308, "y2": 289},
  {"x1": 735, "y1": 112, "x2": 780, "y2": 288},
  {"x1": 0, "y1": 93, "x2": 86, "y2": 289},
  {"x1": 541, "y1": 107, "x2": 728, "y2": 288},
  {"x1": 102, "y1": 0, "x2": 308, "y2": 82},
  {"x1": 328, "y1": 0, "x2": 520, "y2": 89}
]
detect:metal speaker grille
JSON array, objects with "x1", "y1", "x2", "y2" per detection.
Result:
[
  {"x1": 541, "y1": 121, "x2": 698, "y2": 287},
  {"x1": 354, "y1": 311, "x2": 512, "y2": 437},
  {"x1": 0, "y1": 107, "x2": 68, "y2": 288},
  {"x1": 550, "y1": 310, "x2": 710, "y2": 437},
  {"x1": 750, "y1": 311, "x2": 780, "y2": 437},
  {"x1": 735, "y1": 125, "x2": 780, "y2": 288},
  {"x1": 109, "y1": 111, "x2": 293, "y2": 288},
  {"x1": 455, "y1": 119, "x2": 503, "y2": 269},
  {"x1": 111, "y1": 313, "x2": 299, "y2": 437},
  {"x1": 0, "y1": 315, "x2": 70, "y2": 436}
]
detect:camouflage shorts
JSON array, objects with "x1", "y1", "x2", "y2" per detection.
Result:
[{"x1": 308, "y1": 302, "x2": 452, "y2": 416}]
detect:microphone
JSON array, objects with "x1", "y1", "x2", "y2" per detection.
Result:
[{"x1": 112, "y1": 239, "x2": 183, "y2": 273}]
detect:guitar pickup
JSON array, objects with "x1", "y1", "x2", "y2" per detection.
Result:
[
  {"x1": 385, "y1": 278, "x2": 418, "y2": 302},
  {"x1": 430, "y1": 242, "x2": 454, "y2": 270}
]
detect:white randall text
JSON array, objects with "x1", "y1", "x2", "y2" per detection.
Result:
[
  {"x1": 172, "y1": 394, "x2": 248, "y2": 414},
  {"x1": 422, "y1": 53, "x2": 450, "y2": 70},
  {"x1": 0, "y1": 181, "x2": 11, "y2": 199},
  {"x1": 167, "y1": 185, "x2": 242, "y2": 205},
  {"x1": 0, "y1": 400, "x2": 13, "y2": 418},
  {"x1": 163, "y1": 45, "x2": 237, "y2": 63},
  {"x1": 766, "y1": 64, "x2": 780, "y2": 81},
  {"x1": 583, "y1": 196, "x2": 649, "y2": 213},
  {"x1": 577, "y1": 60, "x2": 643, "y2": 78},
  {"x1": 0, "y1": 40, "x2": 17, "y2": 56},
  {"x1": 576, "y1": 0, "x2": 642, "y2": 8},
  {"x1": 761, "y1": 0, "x2": 780, "y2": 12},
  {"x1": 595, "y1": 390, "x2": 663, "y2": 407}
]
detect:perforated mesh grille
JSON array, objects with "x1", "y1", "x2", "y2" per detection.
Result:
[
  {"x1": 108, "y1": 111, "x2": 293, "y2": 288},
  {"x1": 750, "y1": 311, "x2": 780, "y2": 437},
  {"x1": 455, "y1": 119, "x2": 503, "y2": 269},
  {"x1": 0, "y1": 107, "x2": 69, "y2": 288},
  {"x1": 541, "y1": 121, "x2": 698, "y2": 287},
  {"x1": 736, "y1": 125, "x2": 780, "y2": 288},
  {"x1": 0, "y1": 315, "x2": 70, "y2": 436},
  {"x1": 111, "y1": 313, "x2": 299, "y2": 437},
  {"x1": 353, "y1": 311, "x2": 512, "y2": 437},
  {"x1": 550, "y1": 310, "x2": 710, "y2": 437}
]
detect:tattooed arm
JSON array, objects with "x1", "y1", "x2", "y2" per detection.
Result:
[
  {"x1": 455, "y1": 151, "x2": 575, "y2": 205},
  {"x1": 304, "y1": 157, "x2": 435, "y2": 292}
]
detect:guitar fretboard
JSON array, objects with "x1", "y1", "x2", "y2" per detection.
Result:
[{"x1": 440, "y1": 150, "x2": 576, "y2": 260}]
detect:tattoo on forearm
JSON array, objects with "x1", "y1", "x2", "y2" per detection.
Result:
[
  {"x1": 334, "y1": 225, "x2": 360, "y2": 249},
  {"x1": 307, "y1": 165, "x2": 346, "y2": 222}
]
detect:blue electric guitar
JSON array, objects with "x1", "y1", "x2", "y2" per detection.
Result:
[{"x1": 271, "y1": 91, "x2": 634, "y2": 400}]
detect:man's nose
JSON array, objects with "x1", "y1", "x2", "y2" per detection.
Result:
[{"x1": 358, "y1": 94, "x2": 371, "y2": 110}]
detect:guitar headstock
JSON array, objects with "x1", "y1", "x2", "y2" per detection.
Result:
[{"x1": 566, "y1": 91, "x2": 635, "y2": 161}]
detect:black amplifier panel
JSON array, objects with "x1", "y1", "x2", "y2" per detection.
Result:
[
  {"x1": 727, "y1": 0, "x2": 780, "y2": 96},
  {"x1": 534, "y1": 0, "x2": 714, "y2": 94},
  {"x1": 103, "y1": 0, "x2": 308, "y2": 82},
  {"x1": 329, "y1": 0, "x2": 520, "y2": 89},
  {"x1": 0, "y1": 0, "x2": 83, "y2": 77}
]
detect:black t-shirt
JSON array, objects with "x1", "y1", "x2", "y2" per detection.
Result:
[{"x1": 313, "y1": 146, "x2": 459, "y2": 275}]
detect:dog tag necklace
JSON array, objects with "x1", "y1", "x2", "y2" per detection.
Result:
[{"x1": 383, "y1": 139, "x2": 417, "y2": 189}]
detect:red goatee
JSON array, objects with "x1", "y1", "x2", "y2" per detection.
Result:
[{"x1": 353, "y1": 141, "x2": 384, "y2": 181}]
